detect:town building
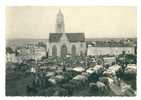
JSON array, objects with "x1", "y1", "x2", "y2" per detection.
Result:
[
  {"x1": 87, "y1": 45, "x2": 135, "y2": 56},
  {"x1": 16, "y1": 43, "x2": 46, "y2": 61},
  {"x1": 33, "y1": 46, "x2": 46, "y2": 61},
  {"x1": 6, "y1": 52, "x2": 16, "y2": 63},
  {"x1": 47, "y1": 10, "x2": 86, "y2": 57}
]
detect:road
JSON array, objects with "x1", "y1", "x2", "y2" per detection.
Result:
[{"x1": 109, "y1": 80, "x2": 136, "y2": 96}]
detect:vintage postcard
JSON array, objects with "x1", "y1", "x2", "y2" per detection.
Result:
[{"x1": 5, "y1": 6, "x2": 137, "y2": 97}]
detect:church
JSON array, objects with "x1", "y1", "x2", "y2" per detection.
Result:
[{"x1": 47, "y1": 10, "x2": 86, "y2": 57}]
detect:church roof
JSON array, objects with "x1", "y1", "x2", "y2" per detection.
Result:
[
  {"x1": 49, "y1": 33, "x2": 62, "y2": 42},
  {"x1": 66, "y1": 33, "x2": 85, "y2": 42},
  {"x1": 49, "y1": 33, "x2": 85, "y2": 42}
]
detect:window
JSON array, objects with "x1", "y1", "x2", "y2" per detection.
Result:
[{"x1": 52, "y1": 45, "x2": 57, "y2": 57}]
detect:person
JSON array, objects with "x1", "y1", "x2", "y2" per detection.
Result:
[
  {"x1": 26, "y1": 85, "x2": 31, "y2": 95},
  {"x1": 113, "y1": 75, "x2": 118, "y2": 84},
  {"x1": 117, "y1": 78, "x2": 121, "y2": 86}
]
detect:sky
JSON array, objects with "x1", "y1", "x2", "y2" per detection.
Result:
[{"x1": 6, "y1": 6, "x2": 137, "y2": 39}]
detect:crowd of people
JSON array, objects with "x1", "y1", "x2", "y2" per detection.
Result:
[{"x1": 20, "y1": 55, "x2": 136, "y2": 96}]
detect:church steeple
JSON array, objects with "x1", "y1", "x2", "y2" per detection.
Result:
[{"x1": 56, "y1": 9, "x2": 65, "y2": 33}]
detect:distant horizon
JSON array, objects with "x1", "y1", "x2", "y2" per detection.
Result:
[{"x1": 6, "y1": 37, "x2": 137, "y2": 40}]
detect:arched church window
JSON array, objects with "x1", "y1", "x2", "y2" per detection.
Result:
[
  {"x1": 71, "y1": 45, "x2": 76, "y2": 57},
  {"x1": 61, "y1": 45, "x2": 67, "y2": 57},
  {"x1": 80, "y1": 51, "x2": 83, "y2": 56},
  {"x1": 81, "y1": 43, "x2": 83, "y2": 47},
  {"x1": 52, "y1": 45, "x2": 57, "y2": 57}
]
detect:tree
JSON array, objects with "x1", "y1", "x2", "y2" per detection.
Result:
[
  {"x1": 117, "y1": 53, "x2": 136, "y2": 65},
  {"x1": 6, "y1": 47, "x2": 14, "y2": 54}
]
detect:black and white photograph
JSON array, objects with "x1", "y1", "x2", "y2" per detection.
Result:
[{"x1": 5, "y1": 6, "x2": 137, "y2": 97}]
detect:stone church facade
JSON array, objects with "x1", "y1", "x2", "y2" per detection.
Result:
[{"x1": 47, "y1": 10, "x2": 86, "y2": 57}]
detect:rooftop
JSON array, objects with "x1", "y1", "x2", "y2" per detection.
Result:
[{"x1": 49, "y1": 33, "x2": 85, "y2": 42}]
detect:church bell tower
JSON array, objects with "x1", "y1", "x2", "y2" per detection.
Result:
[{"x1": 56, "y1": 9, "x2": 65, "y2": 33}]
